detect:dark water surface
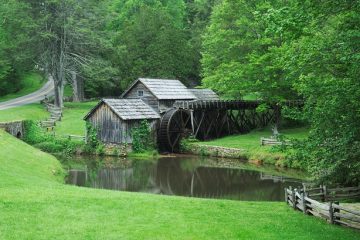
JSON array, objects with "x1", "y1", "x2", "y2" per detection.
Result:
[{"x1": 61, "y1": 155, "x2": 307, "y2": 201}]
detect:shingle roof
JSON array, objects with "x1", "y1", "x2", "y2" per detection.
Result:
[
  {"x1": 84, "y1": 99, "x2": 160, "y2": 121},
  {"x1": 189, "y1": 89, "x2": 220, "y2": 100},
  {"x1": 122, "y1": 78, "x2": 197, "y2": 100}
]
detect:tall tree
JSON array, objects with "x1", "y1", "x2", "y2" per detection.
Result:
[
  {"x1": 201, "y1": 0, "x2": 305, "y2": 101},
  {"x1": 0, "y1": 0, "x2": 38, "y2": 95},
  {"x1": 109, "y1": 0, "x2": 195, "y2": 88},
  {"x1": 27, "y1": 0, "x2": 117, "y2": 106},
  {"x1": 285, "y1": 0, "x2": 360, "y2": 185}
]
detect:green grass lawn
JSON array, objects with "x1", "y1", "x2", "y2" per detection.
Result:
[
  {"x1": 200, "y1": 127, "x2": 308, "y2": 149},
  {"x1": 55, "y1": 101, "x2": 98, "y2": 136},
  {"x1": 0, "y1": 72, "x2": 45, "y2": 102},
  {"x1": 0, "y1": 130, "x2": 359, "y2": 239},
  {"x1": 0, "y1": 103, "x2": 49, "y2": 122},
  {"x1": 195, "y1": 127, "x2": 308, "y2": 166}
]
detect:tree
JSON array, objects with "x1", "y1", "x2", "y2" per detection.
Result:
[
  {"x1": 27, "y1": 0, "x2": 117, "y2": 106},
  {"x1": 0, "y1": 0, "x2": 38, "y2": 96},
  {"x1": 201, "y1": 0, "x2": 305, "y2": 101},
  {"x1": 285, "y1": 1, "x2": 360, "y2": 185},
  {"x1": 109, "y1": 0, "x2": 195, "y2": 88}
]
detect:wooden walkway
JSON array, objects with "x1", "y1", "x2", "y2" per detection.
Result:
[
  {"x1": 173, "y1": 99, "x2": 303, "y2": 110},
  {"x1": 159, "y1": 99, "x2": 303, "y2": 152}
]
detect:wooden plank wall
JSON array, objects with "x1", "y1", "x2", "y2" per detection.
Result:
[
  {"x1": 123, "y1": 82, "x2": 160, "y2": 112},
  {"x1": 87, "y1": 103, "x2": 158, "y2": 144}
]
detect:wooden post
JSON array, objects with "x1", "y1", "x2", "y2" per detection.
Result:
[
  {"x1": 333, "y1": 201, "x2": 340, "y2": 225},
  {"x1": 323, "y1": 185, "x2": 327, "y2": 202},
  {"x1": 301, "y1": 192, "x2": 307, "y2": 214},
  {"x1": 329, "y1": 202, "x2": 334, "y2": 224},
  {"x1": 190, "y1": 110, "x2": 195, "y2": 134},
  {"x1": 292, "y1": 188, "x2": 296, "y2": 210},
  {"x1": 320, "y1": 185, "x2": 325, "y2": 202},
  {"x1": 285, "y1": 187, "x2": 288, "y2": 204}
]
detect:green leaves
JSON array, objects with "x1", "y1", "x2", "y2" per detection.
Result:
[{"x1": 202, "y1": 0, "x2": 360, "y2": 184}]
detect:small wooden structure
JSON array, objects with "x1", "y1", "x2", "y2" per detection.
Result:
[
  {"x1": 121, "y1": 78, "x2": 197, "y2": 113},
  {"x1": 84, "y1": 99, "x2": 160, "y2": 144}
]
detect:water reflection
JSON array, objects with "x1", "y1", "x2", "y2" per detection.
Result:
[{"x1": 65, "y1": 156, "x2": 305, "y2": 201}]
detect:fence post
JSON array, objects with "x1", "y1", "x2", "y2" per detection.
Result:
[
  {"x1": 301, "y1": 192, "x2": 307, "y2": 214},
  {"x1": 285, "y1": 187, "x2": 288, "y2": 204},
  {"x1": 329, "y1": 202, "x2": 334, "y2": 224},
  {"x1": 320, "y1": 185, "x2": 325, "y2": 202},
  {"x1": 292, "y1": 188, "x2": 297, "y2": 210},
  {"x1": 333, "y1": 201, "x2": 340, "y2": 225},
  {"x1": 323, "y1": 185, "x2": 327, "y2": 202}
]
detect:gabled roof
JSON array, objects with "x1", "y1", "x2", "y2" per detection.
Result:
[
  {"x1": 189, "y1": 89, "x2": 220, "y2": 100},
  {"x1": 84, "y1": 99, "x2": 160, "y2": 121},
  {"x1": 121, "y1": 78, "x2": 197, "y2": 100}
]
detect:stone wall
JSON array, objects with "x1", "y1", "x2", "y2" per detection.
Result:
[
  {"x1": 103, "y1": 143, "x2": 133, "y2": 156},
  {"x1": 185, "y1": 144, "x2": 246, "y2": 159},
  {"x1": 0, "y1": 121, "x2": 24, "y2": 138}
]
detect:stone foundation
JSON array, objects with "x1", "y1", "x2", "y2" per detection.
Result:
[
  {"x1": 0, "y1": 121, "x2": 24, "y2": 139},
  {"x1": 186, "y1": 144, "x2": 246, "y2": 159},
  {"x1": 103, "y1": 143, "x2": 133, "y2": 156}
]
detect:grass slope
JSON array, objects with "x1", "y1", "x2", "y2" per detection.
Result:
[
  {"x1": 0, "y1": 72, "x2": 45, "y2": 102},
  {"x1": 200, "y1": 127, "x2": 308, "y2": 149},
  {"x1": 196, "y1": 127, "x2": 308, "y2": 166},
  {"x1": 0, "y1": 130, "x2": 359, "y2": 239},
  {"x1": 55, "y1": 101, "x2": 98, "y2": 136},
  {"x1": 0, "y1": 103, "x2": 49, "y2": 122}
]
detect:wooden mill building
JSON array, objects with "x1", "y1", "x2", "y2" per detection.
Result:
[
  {"x1": 84, "y1": 99, "x2": 160, "y2": 143},
  {"x1": 84, "y1": 78, "x2": 219, "y2": 145},
  {"x1": 121, "y1": 78, "x2": 218, "y2": 113}
]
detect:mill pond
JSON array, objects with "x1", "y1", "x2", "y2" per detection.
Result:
[{"x1": 60, "y1": 155, "x2": 307, "y2": 202}]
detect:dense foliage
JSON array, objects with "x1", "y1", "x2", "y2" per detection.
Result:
[
  {"x1": 131, "y1": 120, "x2": 153, "y2": 153},
  {"x1": 202, "y1": 0, "x2": 360, "y2": 185},
  {"x1": 23, "y1": 120, "x2": 81, "y2": 155}
]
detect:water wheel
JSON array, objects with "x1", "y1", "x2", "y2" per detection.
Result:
[{"x1": 158, "y1": 109, "x2": 192, "y2": 152}]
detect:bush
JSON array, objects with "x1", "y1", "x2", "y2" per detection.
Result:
[
  {"x1": 131, "y1": 120, "x2": 153, "y2": 153},
  {"x1": 34, "y1": 141, "x2": 64, "y2": 153},
  {"x1": 23, "y1": 120, "x2": 82, "y2": 155}
]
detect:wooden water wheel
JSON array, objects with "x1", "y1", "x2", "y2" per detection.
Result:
[{"x1": 158, "y1": 109, "x2": 192, "y2": 152}]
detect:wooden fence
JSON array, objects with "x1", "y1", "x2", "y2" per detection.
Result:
[
  {"x1": 285, "y1": 186, "x2": 360, "y2": 230},
  {"x1": 260, "y1": 137, "x2": 291, "y2": 146}
]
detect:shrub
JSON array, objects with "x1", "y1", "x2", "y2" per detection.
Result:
[
  {"x1": 131, "y1": 120, "x2": 153, "y2": 153},
  {"x1": 24, "y1": 120, "x2": 82, "y2": 155}
]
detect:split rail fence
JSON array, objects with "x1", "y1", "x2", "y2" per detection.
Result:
[{"x1": 285, "y1": 185, "x2": 360, "y2": 230}]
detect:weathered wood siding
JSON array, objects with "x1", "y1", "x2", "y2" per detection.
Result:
[
  {"x1": 87, "y1": 103, "x2": 158, "y2": 144},
  {"x1": 159, "y1": 100, "x2": 193, "y2": 113},
  {"x1": 123, "y1": 82, "x2": 159, "y2": 112}
]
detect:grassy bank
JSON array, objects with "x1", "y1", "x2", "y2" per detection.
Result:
[
  {"x1": 0, "y1": 103, "x2": 49, "y2": 122},
  {"x1": 55, "y1": 101, "x2": 98, "y2": 136},
  {"x1": 0, "y1": 130, "x2": 359, "y2": 239},
  {"x1": 189, "y1": 127, "x2": 308, "y2": 167},
  {"x1": 0, "y1": 72, "x2": 45, "y2": 103}
]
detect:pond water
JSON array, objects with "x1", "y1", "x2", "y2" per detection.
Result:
[{"x1": 60, "y1": 155, "x2": 307, "y2": 201}]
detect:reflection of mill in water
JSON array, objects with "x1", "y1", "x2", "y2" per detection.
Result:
[{"x1": 67, "y1": 158, "x2": 303, "y2": 201}]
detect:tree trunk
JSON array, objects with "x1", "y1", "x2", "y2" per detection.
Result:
[
  {"x1": 54, "y1": 82, "x2": 64, "y2": 108},
  {"x1": 71, "y1": 71, "x2": 84, "y2": 102}
]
